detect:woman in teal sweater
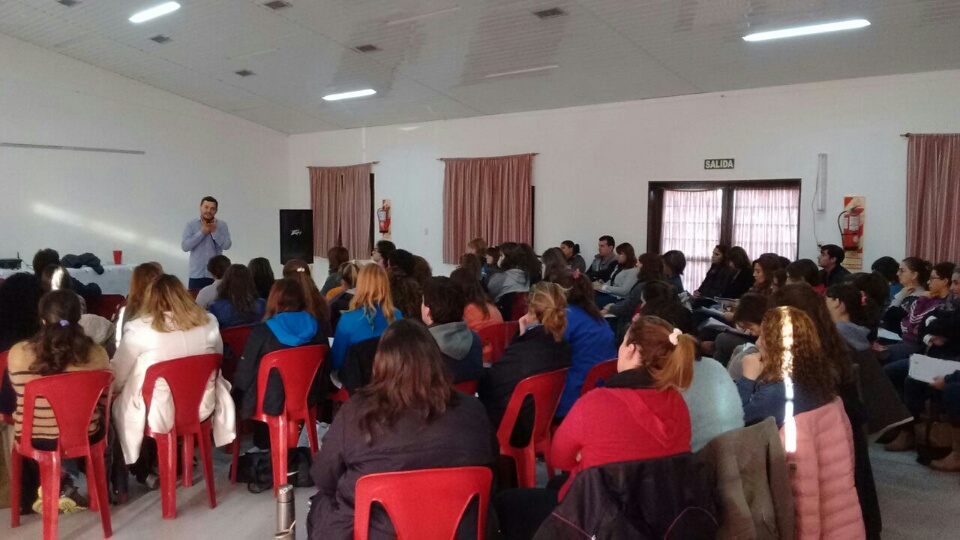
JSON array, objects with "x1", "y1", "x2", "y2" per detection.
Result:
[{"x1": 330, "y1": 264, "x2": 401, "y2": 370}]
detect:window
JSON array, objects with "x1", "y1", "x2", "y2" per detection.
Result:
[{"x1": 647, "y1": 180, "x2": 801, "y2": 292}]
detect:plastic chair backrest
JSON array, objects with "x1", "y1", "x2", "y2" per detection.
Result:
[
  {"x1": 220, "y1": 324, "x2": 254, "y2": 382},
  {"x1": 255, "y1": 345, "x2": 327, "y2": 418},
  {"x1": 453, "y1": 380, "x2": 478, "y2": 394},
  {"x1": 477, "y1": 324, "x2": 508, "y2": 364},
  {"x1": 142, "y1": 354, "x2": 222, "y2": 432},
  {"x1": 497, "y1": 368, "x2": 568, "y2": 450},
  {"x1": 88, "y1": 294, "x2": 126, "y2": 321},
  {"x1": 509, "y1": 292, "x2": 529, "y2": 322},
  {"x1": 19, "y1": 370, "x2": 114, "y2": 458},
  {"x1": 0, "y1": 350, "x2": 10, "y2": 424},
  {"x1": 581, "y1": 359, "x2": 619, "y2": 396},
  {"x1": 354, "y1": 467, "x2": 492, "y2": 540}
]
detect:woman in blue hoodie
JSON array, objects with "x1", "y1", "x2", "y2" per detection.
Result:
[
  {"x1": 329, "y1": 264, "x2": 401, "y2": 370},
  {"x1": 233, "y1": 278, "x2": 330, "y2": 431}
]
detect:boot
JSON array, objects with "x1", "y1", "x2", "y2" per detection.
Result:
[
  {"x1": 930, "y1": 426, "x2": 960, "y2": 472},
  {"x1": 884, "y1": 428, "x2": 915, "y2": 452}
]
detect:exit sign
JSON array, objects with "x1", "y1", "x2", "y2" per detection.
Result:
[{"x1": 704, "y1": 159, "x2": 735, "y2": 170}]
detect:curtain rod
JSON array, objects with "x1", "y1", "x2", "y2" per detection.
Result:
[
  {"x1": 900, "y1": 133, "x2": 960, "y2": 137},
  {"x1": 437, "y1": 153, "x2": 539, "y2": 161},
  {"x1": 306, "y1": 161, "x2": 378, "y2": 168}
]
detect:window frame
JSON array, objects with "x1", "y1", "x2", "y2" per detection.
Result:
[{"x1": 646, "y1": 179, "x2": 802, "y2": 256}]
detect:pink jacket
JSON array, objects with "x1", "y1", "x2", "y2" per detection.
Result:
[{"x1": 780, "y1": 397, "x2": 865, "y2": 540}]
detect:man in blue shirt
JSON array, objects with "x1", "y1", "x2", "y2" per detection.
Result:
[{"x1": 181, "y1": 196, "x2": 232, "y2": 290}]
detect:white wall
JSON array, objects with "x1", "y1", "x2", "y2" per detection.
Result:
[
  {"x1": 288, "y1": 69, "x2": 960, "y2": 276},
  {"x1": 0, "y1": 33, "x2": 289, "y2": 282}
]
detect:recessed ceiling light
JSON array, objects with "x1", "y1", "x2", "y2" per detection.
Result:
[
  {"x1": 385, "y1": 6, "x2": 461, "y2": 26},
  {"x1": 235, "y1": 69, "x2": 255, "y2": 77},
  {"x1": 129, "y1": 2, "x2": 181, "y2": 24},
  {"x1": 354, "y1": 44, "x2": 381, "y2": 53},
  {"x1": 743, "y1": 19, "x2": 870, "y2": 42},
  {"x1": 263, "y1": 1, "x2": 291, "y2": 10},
  {"x1": 149, "y1": 34, "x2": 171, "y2": 44},
  {"x1": 57, "y1": 0, "x2": 81, "y2": 7},
  {"x1": 484, "y1": 65, "x2": 558, "y2": 79},
  {"x1": 532, "y1": 8, "x2": 567, "y2": 20},
  {"x1": 322, "y1": 89, "x2": 377, "y2": 101}
]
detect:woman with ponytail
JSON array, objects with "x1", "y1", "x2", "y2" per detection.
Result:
[
  {"x1": 550, "y1": 316, "x2": 695, "y2": 499},
  {"x1": 8, "y1": 290, "x2": 109, "y2": 513}
]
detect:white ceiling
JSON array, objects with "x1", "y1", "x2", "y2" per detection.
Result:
[{"x1": 2, "y1": 0, "x2": 959, "y2": 134}]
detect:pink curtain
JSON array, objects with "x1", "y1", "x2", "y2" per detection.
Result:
[
  {"x1": 442, "y1": 154, "x2": 534, "y2": 264},
  {"x1": 309, "y1": 163, "x2": 373, "y2": 260},
  {"x1": 661, "y1": 189, "x2": 723, "y2": 292},
  {"x1": 906, "y1": 135, "x2": 960, "y2": 262},
  {"x1": 731, "y1": 187, "x2": 800, "y2": 260}
]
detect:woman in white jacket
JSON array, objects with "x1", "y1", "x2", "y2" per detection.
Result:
[{"x1": 112, "y1": 274, "x2": 236, "y2": 476}]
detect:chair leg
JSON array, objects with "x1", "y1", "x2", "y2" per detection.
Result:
[
  {"x1": 269, "y1": 417, "x2": 288, "y2": 495},
  {"x1": 86, "y1": 455, "x2": 99, "y2": 512},
  {"x1": 517, "y1": 446, "x2": 537, "y2": 488},
  {"x1": 181, "y1": 433, "x2": 195, "y2": 488},
  {"x1": 307, "y1": 409, "x2": 319, "y2": 454},
  {"x1": 199, "y1": 422, "x2": 217, "y2": 509},
  {"x1": 41, "y1": 454, "x2": 62, "y2": 540},
  {"x1": 89, "y1": 450, "x2": 113, "y2": 537},
  {"x1": 10, "y1": 447, "x2": 22, "y2": 527},
  {"x1": 230, "y1": 435, "x2": 240, "y2": 484},
  {"x1": 156, "y1": 434, "x2": 178, "y2": 519}
]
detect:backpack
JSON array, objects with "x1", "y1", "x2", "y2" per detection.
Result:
[{"x1": 232, "y1": 448, "x2": 315, "y2": 494}]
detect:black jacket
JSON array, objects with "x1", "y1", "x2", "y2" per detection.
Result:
[
  {"x1": 329, "y1": 291, "x2": 354, "y2": 331},
  {"x1": 339, "y1": 337, "x2": 380, "y2": 394},
  {"x1": 534, "y1": 454, "x2": 718, "y2": 540},
  {"x1": 721, "y1": 270, "x2": 755, "y2": 299},
  {"x1": 478, "y1": 325, "x2": 570, "y2": 446},
  {"x1": 697, "y1": 266, "x2": 734, "y2": 299},
  {"x1": 307, "y1": 392, "x2": 495, "y2": 540},
  {"x1": 820, "y1": 265, "x2": 852, "y2": 288},
  {"x1": 232, "y1": 322, "x2": 330, "y2": 419},
  {"x1": 921, "y1": 305, "x2": 960, "y2": 359}
]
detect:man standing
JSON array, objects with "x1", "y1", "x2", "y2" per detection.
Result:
[
  {"x1": 181, "y1": 196, "x2": 232, "y2": 290},
  {"x1": 586, "y1": 235, "x2": 618, "y2": 283},
  {"x1": 817, "y1": 244, "x2": 850, "y2": 287}
]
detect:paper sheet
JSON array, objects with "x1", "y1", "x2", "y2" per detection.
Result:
[{"x1": 908, "y1": 354, "x2": 960, "y2": 384}]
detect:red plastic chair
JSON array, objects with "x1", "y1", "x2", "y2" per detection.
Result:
[
  {"x1": 0, "y1": 349, "x2": 12, "y2": 425},
  {"x1": 497, "y1": 368, "x2": 568, "y2": 487},
  {"x1": 477, "y1": 322, "x2": 520, "y2": 365},
  {"x1": 220, "y1": 324, "x2": 254, "y2": 384},
  {"x1": 230, "y1": 345, "x2": 327, "y2": 493},
  {"x1": 141, "y1": 353, "x2": 222, "y2": 519},
  {"x1": 453, "y1": 380, "x2": 478, "y2": 395},
  {"x1": 509, "y1": 293, "x2": 529, "y2": 322},
  {"x1": 10, "y1": 370, "x2": 114, "y2": 539},
  {"x1": 87, "y1": 294, "x2": 126, "y2": 321},
  {"x1": 354, "y1": 467, "x2": 492, "y2": 540},
  {"x1": 580, "y1": 359, "x2": 619, "y2": 396}
]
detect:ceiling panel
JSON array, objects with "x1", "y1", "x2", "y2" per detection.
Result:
[{"x1": 2, "y1": 0, "x2": 959, "y2": 134}]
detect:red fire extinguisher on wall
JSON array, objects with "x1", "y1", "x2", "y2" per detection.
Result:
[
  {"x1": 377, "y1": 200, "x2": 391, "y2": 234},
  {"x1": 837, "y1": 206, "x2": 864, "y2": 251}
]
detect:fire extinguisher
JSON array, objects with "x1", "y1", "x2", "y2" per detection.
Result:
[
  {"x1": 377, "y1": 200, "x2": 391, "y2": 234},
  {"x1": 837, "y1": 206, "x2": 864, "y2": 251}
]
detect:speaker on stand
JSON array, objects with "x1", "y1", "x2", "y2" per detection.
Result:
[{"x1": 279, "y1": 210, "x2": 314, "y2": 264}]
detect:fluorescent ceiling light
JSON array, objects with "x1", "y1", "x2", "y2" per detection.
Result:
[
  {"x1": 322, "y1": 89, "x2": 377, "y2": 101},
  {"x1": 485, "y1": 65, "x2": 558, "y2": 79},
  {"x1": 129, "y1": 2, "x2": 181, "y2": 23},
  {"x1": 385, "y1": 6, "x2": 460, "y2": 26},
  {"x1": 743, "y1": 19, "x2": 870, "y2": 42}
]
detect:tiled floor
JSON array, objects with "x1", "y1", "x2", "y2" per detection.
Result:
[{"x1": 1, "y1": 443, "x2": 959, "y2": 539}]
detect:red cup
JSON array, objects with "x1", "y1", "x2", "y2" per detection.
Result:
[{"x1": 113, "y1": 250, "x2": 122, "y2": 265}]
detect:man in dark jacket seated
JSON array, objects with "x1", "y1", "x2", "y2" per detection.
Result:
[
  {"x1": 421, "y1": 277, "x2": 483, "y2": 384},
  {"x1": 33, "y1": 248, "x2": 101, "y2": 303}
]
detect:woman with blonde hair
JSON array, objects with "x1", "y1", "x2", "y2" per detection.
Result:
[
  {"x1": 329, "y1": 263, "x2": 401, "y2": 370},
  {"x1": 119, "y1": 262, "x2": 163, "y2": 330},
  {"x1": 112, "y1": 274, "x2": 235, "y2": 481},
  {"x1": 479, "y1": 282, "x2": 572, "y2": 444}
]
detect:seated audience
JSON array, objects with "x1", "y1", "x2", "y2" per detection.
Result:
[
  {"x1": 694, "y1": 245, "x2": 733, "y2": 300},
  {"x1": 485, "y1": 246, "x2": 502, "y2": 279},
  {"x1": 519, "y1": 244, "x2": 543, "y2": 285},
  {"x1": 467, "y1": 237, "x2": 488, "y2": 275},
  {"x1": 552, "y1": 316, "x2": 694, "y2": 499},
  {"x1": 662, "y1": 250, "x2": 687, "y2": 293},
  {"x1": 603, "y1": 252, "x2": 665, "y2": 338},
  {"x1": 818, "y1": 244, "x2": 851, "y2": 287},
  {"x1": 850, "y1": 271, "x2": 891, "y2": 314},
  {"x1": 586, "y1": 235, "x2": 617, "y2": 283},
  {"x1": 320, "y1": 247, "x2": 349, "y2": 296},
  {"x1": 330, "y1": 264, "x2": 401, "y2": 371},
  {"x1": 890, "y1": 256, "x2": 930, "y2": 309},
  {"x1": 885, "y1": 262, "x2": 954, "y2": 363},
  {"x1": 307, "y1": 320, "x2": 494, "y2": 539},
  {"x1": 486, "y1": 242, "x2": 532, "y2": 302},
  {"x1": 421, "y1": 277, "x2": 483, "y2": 384},
  {"x1": 248, "y1": 257, "x2": 276, "y2": 300},
  {"x1": 209, "y1": 264, "x2": 267, "y2": 329},
  {"x1": 233, "y1": 278, "x2": 330, "y2": 445},
  {"x1": 826, "y1": 283, "x2": 880, "y2": 352},
  {"x1": 771, "y1": 268, "x2": 788, "y2": 294},
  {"x1": 32, "y1": 248, "x2": 101, "y2": 303},
  {"x1": 8, "y1": 290, "x2": 109, "y2": 514},
  {"x1": 871, "y1": 256, "x2": 902, "y2": 304},
  {"x1": 714, "y1": 293, "x2": 770, "y2": 370},
  {"x1": 385, "y1": 249, "x2": 422, "y2": 321},
  {"x1": 111, "y1": 274, "x2": 234, "y2": 477},
  {"x1": 541, "y1": 247, "x2": 569, "y2": 283},
  {"x1": 119, "y1": 262, "x2": 164, "y2": 331},
  {"x1": 328, "y1": 261, "x2": 360, "y2": 331},
  {"x1": 554, "y1": 272, "x2": 617, "y2": 418},
  {"x1": 593, "y1": 243, "x2": 638, "y2": 307},
  {"x1": 786, "y1": 259, "x2": 823, "y2": 294},
  {"x1": 457, "y1": 253, "x2": 484, "y2": 281},
  {"x1": 640, "y1": 280, "x2": 694, "y2": 334},
  {"x1": 479, "y1": 282, "x2": 571, "y2": 443},
  {"x1": 450, "y1": 267, "x2": 503, "y2": 332},
  {"x1": 748, "y1": 254, "x2": 781, "y2": 296},
  {"x1": 195, "y1": 254, "x2": 231, "y2": 309},
  {"x1": 560, "y1": 240, "x2": 586, "y2": 274},
  {"x1": 919, "y1": 267, "x2": 960, "y2": 360},
  {"x1": 721, "y1": 246, "x2": 755, "y2": 299},
  {"x1": 371, "y1": 240, "x2": 395, "y2": 268},
  {"x1": 39, "y1": 265, "x2": 115, "y2": 355},
  {"x1": 283, "y1": 259, "x2": 331, "y2": 334}
]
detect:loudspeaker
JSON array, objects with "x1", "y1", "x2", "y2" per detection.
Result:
[{"x1": 279, "y1": 210, "x2": 314, "y2": 264}]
